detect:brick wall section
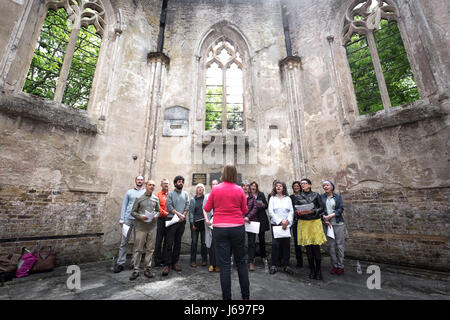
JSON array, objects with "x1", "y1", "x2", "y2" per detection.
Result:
[
  {"x1": 342, "y1": 187, "x2": 450, "y2": 271},
  {"x1": 0, "y1": 185, "x2": 106, "y2": 265}
]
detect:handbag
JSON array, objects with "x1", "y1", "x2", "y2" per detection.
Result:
[
  {"x1": 15, "y1": 248, "x2": 37, "y2": 278},
  {"x1": 31, "y1": 245, "x2": 56, "y2": 273}
]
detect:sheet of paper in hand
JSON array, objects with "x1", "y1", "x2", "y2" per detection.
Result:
[
  {"x1": 144, "y1": 210, "x2": 159, "y2": 223},
  {"x1": 122, "y1": 224, "x2": 130, "y2": 237},
  {"x1": 327, "y1": 225, "x2": 335, "y2": 239},
  {"x1": 165, "y1": 213, "x2": 180, "y2": 227},
  {"x1": 272, "y1": 225, "x2": 291, "y2": 238},
  {"x1": 295, "y1": 203, "x2": 314, "y2": 211},
  {"x1": 245, "y1": 221, "x2": 260, "y2": 234}
]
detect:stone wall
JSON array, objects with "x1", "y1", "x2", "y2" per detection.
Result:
[
  {"x1": 283, "y1": 0, "x2": 450, "y2": 270},
  {"x1": 0, "y1": 0, "x2": 448, "y2": 271},
  {"x1": 0, "y1": 0, "x2": 161, "y2": 264}
]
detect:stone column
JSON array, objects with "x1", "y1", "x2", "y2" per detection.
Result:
[
  {"x1": 279, "y1": 55, "x2": 307, "y2": 179},
  {"x1": 141, "y1": 52, "x2": 170, "y2": 179}
]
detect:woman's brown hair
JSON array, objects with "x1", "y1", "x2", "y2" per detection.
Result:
[
  {"x1": 221, "y1": 165, "x2": 238, "y2": 183},
  {"x1": 250, "y1": 181, "x2": 259, "y2": 193}
]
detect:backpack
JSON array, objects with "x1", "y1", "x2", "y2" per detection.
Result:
[{"x1": 15, "y1": 248, "x2": 37, "y2": 278}]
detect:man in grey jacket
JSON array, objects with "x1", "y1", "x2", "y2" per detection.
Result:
[{"x1": 162, "y1": 175, "x2": 189, "y2": 276}]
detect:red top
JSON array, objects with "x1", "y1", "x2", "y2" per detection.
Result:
[
  {"x1": 156, "y1": 190, "x2": 168, "y2": 218},
  {"x1": 204, "y1": 181, "x2": 248, "y2": 226}
]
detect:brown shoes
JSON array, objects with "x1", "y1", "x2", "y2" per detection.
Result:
[
  {"x1": 129, "y1": 271, "x2": 139, "y2": 281},
  {"x1": 144, "y1": 268, "x2": 153, "y2": 278},
  {"x1": 191, "y1": 262, "x2": 197, "y2": 268},
  {"x1": 162, "y1": 266, "x2": 169, "y2": 276},
  {"x1": 201, "y1": 261, "x2": 207, "y2": 267},
  {"x1": 172, "y1": 264, "x2": 182, "y2": 272}
]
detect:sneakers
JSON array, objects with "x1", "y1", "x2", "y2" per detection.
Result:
[
  {"x1": 113, "y1": 264, "x2": 124, "y2": 273},
  {"x1": 269, "y1": 266, "x2": 277, "y2": 275},
  {"x1": 162, "y1": 266, "x2": 169, "y2": 276},
  {"x1": 144, "y1": 268, "x2": 154, "y2": 278},
  {"x1": 129, "y1": 271, "x2": 139, "y2": 281},
  {"x1": 337, "y1": 268, "x2": 344, "y2": 276},
  {"x1": 173, "y1": 264, "x2": 182, "y2": 272},
  {"x1": 249, "y1": 263, "x2": 255, "y2": 271},
  {"x1": 330, "y1": 267, "x2": 338, "y2": 275},
  {"x1": 283, "y1": 266, "x2": 294, "y2": 275},
  {"x1": 208, "y1": 265, "x2": 214, "y2": 272}
]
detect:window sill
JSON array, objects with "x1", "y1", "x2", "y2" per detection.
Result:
[
  {"x1": 0, "y1": 90, "x2": 97, "y2": 134},
  {"x1": 349, "y1": 100, "x2": 446, "y2": 137}
]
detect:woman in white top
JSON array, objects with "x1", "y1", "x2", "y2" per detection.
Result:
[{"x1": 268, "y1": 181, "x2": 294, "y2": 275}]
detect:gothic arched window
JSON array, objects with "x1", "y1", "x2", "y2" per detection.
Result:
[
  {"x1": 205, "y1": 38, "x2": 244, "y2": 132},
  {"x1": 342, "y1": 0, "x2": 420, "y2": 115},
  {"x1": 23, "y1": 0, "x2": 105, "y2": 110}
]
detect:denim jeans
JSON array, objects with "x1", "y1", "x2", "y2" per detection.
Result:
[
  {"x1": 190, "y1": 224, "x2": 207, "y2": 263},
  {"x1": 213, "y1": 225, "x2": 250, "y2": 300},
  {"x1": 117, "y1": 218, "x2": 136, "y2": 266},
  {"x1": 327, "y1": 224, "x2": 345, "y2": 269}
]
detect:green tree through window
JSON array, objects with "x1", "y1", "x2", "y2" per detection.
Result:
[
  {"x1": 343, "y1": 0, "x2": 420, "y2": 115},
  {"x1": 23, "y1": 2, "x2": 104, "y2": 110},
  {"x1": 204, "y1": 39, "x2": 244, "y2": 131}
]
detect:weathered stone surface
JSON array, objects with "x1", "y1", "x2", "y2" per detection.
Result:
[
  {"x1": 0, "y1": 90, "x2": 98, "y2": 134},
  {"x1": 0, "y1": 0, "x2": 448, "y2": 272}
]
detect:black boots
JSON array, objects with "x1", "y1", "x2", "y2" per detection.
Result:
[
  {"x1": 308, "y1": 257, "x2": 316, "y2": 279},
  {"x1": 308, "y1": 257, "x2": 323, "y2": 280},
  {"x1": 314, "y1": 259, "x2": 323, "y2": 280}
]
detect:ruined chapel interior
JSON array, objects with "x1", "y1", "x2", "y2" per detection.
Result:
[{"x1": 0, "y1": 0, "x2": 448, "y2": 271}]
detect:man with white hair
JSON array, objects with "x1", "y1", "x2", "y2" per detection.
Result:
[
  {"x1": 188, "y1": 183, "x2": 208, "y2": 267},
  {"x1": 114, "y1": 175, "x2": 146, "y2": 273}
]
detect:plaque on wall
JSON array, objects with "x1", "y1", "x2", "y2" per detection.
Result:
[
  {"x1": 163, "y1": 106, "x2": 189, "y2": 137},
  {"x1": 192, "y1": 173, "x2": 207, "y2": 186}
]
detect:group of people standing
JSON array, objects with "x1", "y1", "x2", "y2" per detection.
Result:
[{"x1": 113, "y1": 165, "x2": 345, "y2": 300}]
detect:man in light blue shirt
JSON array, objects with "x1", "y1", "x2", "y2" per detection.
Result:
[{"x1": 114, "y1": 176, "x2": 146, "y2": 273}]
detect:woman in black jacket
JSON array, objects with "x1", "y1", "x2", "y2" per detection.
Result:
[
  {"x1": 290, "y1": 181, "x2": 303, "y2": 268},
  {"x1": 250, "y1": 181, "x2": 270, "y2": 264},
  {"x1": 294, "y1": 178, "x2": 326, "y2": 280}
]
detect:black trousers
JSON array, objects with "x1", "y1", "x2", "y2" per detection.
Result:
[
  {"x1": 213, "y1": 226, "x2": 250, "y2": 300},
  {"x1": 271, "y1": 226, "x2": 290, "y2": 267},
  {"x1": 247, "y1": 232, "x2": 256, "y2": 263},
  {"x1": 257, "y1": 231, "x2": 266, "y2": 258},
  {"x1": 153, "y1": 217, "x2": 166, "y2": 265},
  {"x1": 163, "y1": 220, "x2": 186, "y2": 267},
  {"x1": 292, "y1": 221, "x2": 303, "y2": 264},
  {"x1": 190, "y1": 224, "x2": 207, "y2": 263}
]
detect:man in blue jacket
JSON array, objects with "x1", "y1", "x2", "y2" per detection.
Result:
[{"x1": 114, "y1": 175, "x2": 146, "y2": 273}]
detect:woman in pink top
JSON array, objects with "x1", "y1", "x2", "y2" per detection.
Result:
[{"x1": 204, "y1": 165, "x2": 249, "y2": 300}]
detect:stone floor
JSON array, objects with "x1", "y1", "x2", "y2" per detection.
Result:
[{"x1": 0, "y1": 255, "x2": 449, "y2": 300}]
